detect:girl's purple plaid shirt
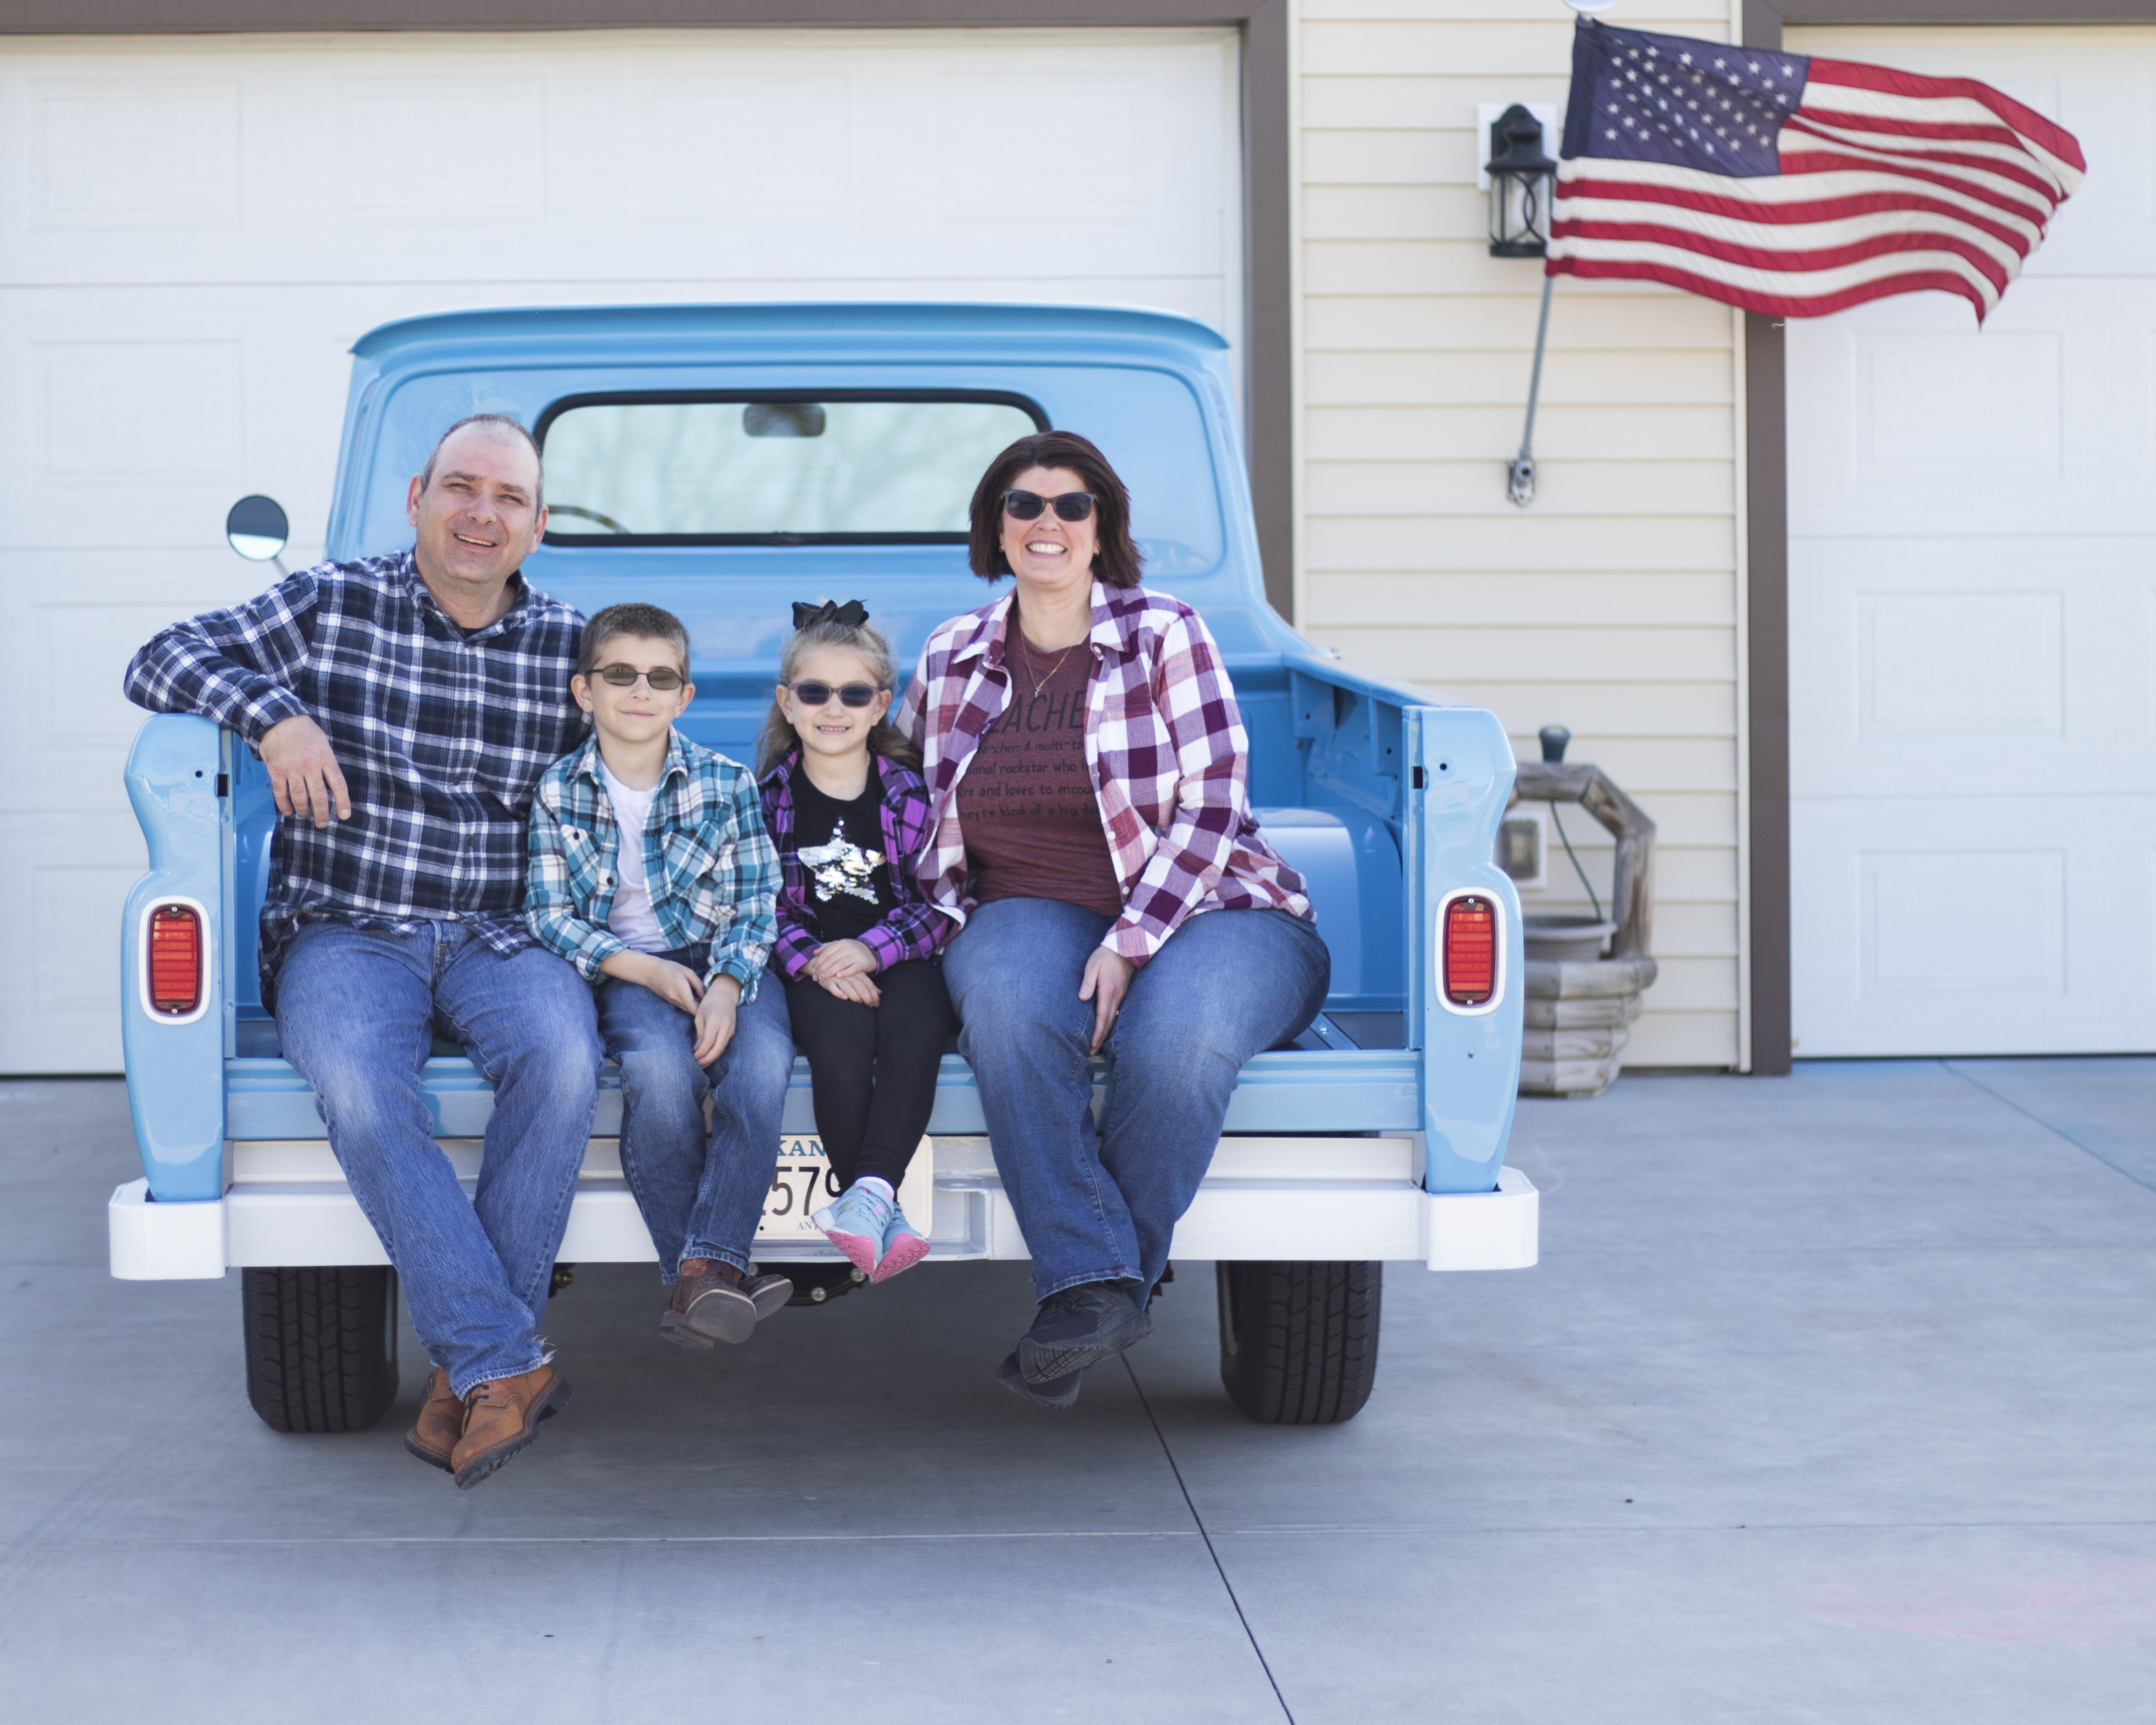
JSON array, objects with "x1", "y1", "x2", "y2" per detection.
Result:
[
  {"x1": 893, "y1": 582, "x2": 1313, "y2": 968},
  {"x1": 758, "y1": 749, "x2": 948, "y2": 981}
]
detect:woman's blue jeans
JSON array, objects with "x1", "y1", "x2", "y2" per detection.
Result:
[
  {"x1": 276, "y1": 920, "x2": 603, "y2": 1398},
  {"x1": 595, "y1": 950, "x2": 794, "y2": 1280},
  {"x1": 943, "y1": 900, "x2": 1331, "y2": 1302}
]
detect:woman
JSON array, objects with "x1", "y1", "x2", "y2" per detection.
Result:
[{"x1": 896, "y1": 430, "x2": 1330, "y2": 1411}]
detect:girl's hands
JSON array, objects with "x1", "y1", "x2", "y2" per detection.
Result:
[
  {"x1": 805, "y1": 938, "x2": 879, "y2": 981},
  {"x1": 693, "y1": 974, "x2": 742, "y2": 1066},
  {"x1": 817, "y1": 969, "x2": 882, "y2": 1006},
  {"x1": 1079, "y1": 947, "x2": 1135, "y2": 1053}
]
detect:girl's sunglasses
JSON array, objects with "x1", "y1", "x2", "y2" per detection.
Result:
[
  {"x1": 788, "y1": 680, "x2": 879, "y2": 708},
  {"x1": 1002, "y1": 489, "x2": 1098, "y2": 523},
  {"x1": 592, "y1": 663, "x2": 685, "y2": 692}
]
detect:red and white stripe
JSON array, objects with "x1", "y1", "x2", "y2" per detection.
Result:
[{"x1": 1547, "y1": 56, "x2": 2086, "y2": 320}]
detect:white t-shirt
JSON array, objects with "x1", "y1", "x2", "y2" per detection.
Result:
[{"x1": 598, "y1": 757, "x2": 669, "y2": 955}]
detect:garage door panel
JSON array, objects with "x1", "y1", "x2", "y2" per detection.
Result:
[
  {"x1": 0, "y1": 34, "x2": 1238, "y2": 298},
  {"x1": 1787, "y1": 282, "x2": 2156, "y2": 541},
  {"x1": 1787, "y1": 25, "x2": 2156, "y2": 1057},
  {"x1": 1788, "y1": 536, "x2": 2155, "y2": 800},
  {"x1": 1791, "y1": 796, "x2": 2156, "y2": 1056},
  {"x1": 0, "y1": 28, "x2": 1242, "y2": 1074}
]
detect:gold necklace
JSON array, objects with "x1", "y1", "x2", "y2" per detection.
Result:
[{"x1": 1015, "y1": 630, "x2": 1075, "y2": 700}]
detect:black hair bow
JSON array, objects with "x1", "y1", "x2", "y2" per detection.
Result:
[{"x1": 792, "y1": 599, "x2": 869, "y2": 630}]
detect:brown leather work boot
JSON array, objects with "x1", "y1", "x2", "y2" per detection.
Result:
[
  {"x1": 403, "y1": 1365, "x2": 463, "y2": 1472},
  {"x1": 450, "y1": 1364, "x2": 570, "y2": 1490},
  {"x1": 660, "y1": 1257, "x2": 754, "y2": 1348}
]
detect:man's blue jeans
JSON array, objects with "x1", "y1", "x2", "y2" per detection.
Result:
[
  {"x1": 276, "y1": 921, "x2": 603, "y2": 1397},
  {"x1": 594, "y1": 950, "x2": 794, "y2": 1280},
  {"x1": 943, "y1": 900, "x2": 1331, "y2": 1302}
]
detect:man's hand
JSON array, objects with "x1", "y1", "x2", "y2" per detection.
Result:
[
  {"x1": 598, "y1": 950, "x2": 704, "y2": 1015},
  {"x1": 817, "y1": 970, "x2": 882, "y2": 1006},
  {"x1": 693, "y1": 975, "x2": 742, "y2": 1067},
  {"x1": 805, "y1": 938, "x2": 879, "y2": 981},
  {"x1": 260, "y1": 715, "x2": 351, "y2": 829},
  {"x1": 1079, "y1": 947, "x2": 1135, "y2": 1054}
]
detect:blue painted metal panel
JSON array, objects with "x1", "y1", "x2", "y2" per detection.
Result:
[{"x1": 121, "y1": 716, "x2": 227, "y2": 1201}]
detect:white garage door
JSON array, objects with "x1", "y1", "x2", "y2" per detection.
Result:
[
  {"x1": 1785, "y1": 26, "x2": 2156, "y2": 1057},
  {"x1": 0, "y1": 28, "x2": 1241, "y2": 1073}
]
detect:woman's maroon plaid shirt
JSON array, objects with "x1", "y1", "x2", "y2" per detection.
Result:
[{"x1": 894, "y1": 582, "x2": 1312, "y2": 967}]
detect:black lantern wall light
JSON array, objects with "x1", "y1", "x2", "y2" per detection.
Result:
[{"x1": 1487, "y1": 103, "x2": 1559, "y2": 507}]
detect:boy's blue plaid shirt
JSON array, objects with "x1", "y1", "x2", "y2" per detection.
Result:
[{"x1": 525, "y1": 730, "x2": 779, "y2": 998}]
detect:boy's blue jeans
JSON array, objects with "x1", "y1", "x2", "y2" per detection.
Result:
[
  {"x1": 595, "y1": 946, "x2": 794, "y2": 1280},
  {"x1": 942, "y1": 900, "x2": 1331, "y2": 1302},
  {"x1": 276, "y1": 920, "x2": 603, "y2": 1398}
]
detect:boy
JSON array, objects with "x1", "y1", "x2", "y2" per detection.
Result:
[{"x1": 526, "y1": 602, "x2": 796, "y2": 1346}]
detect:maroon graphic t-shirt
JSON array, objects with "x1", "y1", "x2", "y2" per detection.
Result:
[{"x1": 958, "y1": 634, "x2": 1125, "y2": 920}]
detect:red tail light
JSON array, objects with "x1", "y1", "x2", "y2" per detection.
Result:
[
  {"x1": 1443, "y1": 895, "x2": 1497, "y2": 1007},
  {"x1": 147, "y1": 904, "x2": 204, "y2": 1017}
]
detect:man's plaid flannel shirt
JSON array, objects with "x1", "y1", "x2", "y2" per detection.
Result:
[
  {"x1": 758, "y1": 749, "x2": 947, "y2": 982},
  {"x1": 525, "y1": 731, "x2": 778, "y2": 998},
  {"x1": 122, "y1": 552, "x2": 588, "y2": 989},
  {"x1": 893, "y1": 581, "x2": 1312, "y2": 967}
]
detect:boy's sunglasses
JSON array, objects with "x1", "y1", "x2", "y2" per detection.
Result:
[
  {"x1": 592, "y1": 663, "x2": 685, "y2": 692},
  {"x1": 788, "y1": 680, "x2": 879, "y2": 708},
  {"x1": 1002, "y1": 489, "x2": 1098, "y2": 523}
]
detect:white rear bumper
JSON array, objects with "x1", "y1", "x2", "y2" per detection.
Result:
[{"x1": 109, "y1": 1135, "x2": 1537, "y2": 1280}]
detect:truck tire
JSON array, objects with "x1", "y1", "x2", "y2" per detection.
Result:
[
  {"x1": 1216, "y1": 1260, "x2": 1381, "y2": 1425},
  {"x1": 242, "y1": 1267, "x2": 400, "y2": 1434}
]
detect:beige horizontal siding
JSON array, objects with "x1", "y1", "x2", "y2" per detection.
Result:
[{"x1": 1295, "y1": 3, "x2": 1742, "y2": 1070}]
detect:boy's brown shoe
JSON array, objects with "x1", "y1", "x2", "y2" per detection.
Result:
[
  {"x1": 450, "y1": 1365, "x2": 570, "y2": 1490},
  {"x1": 660, "y1": 1257, "x2": 786, "y2": 1348},
  {"x1": 403, "y1": 1366, "x2": 462, "y2": 1472}
]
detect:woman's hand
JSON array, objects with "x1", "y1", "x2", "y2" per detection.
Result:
[
  {"x1": 693, "y1": 974, "x2": 742, "y2": 1067},
  {"x1": 805, "y1": 938, "x2": 879, "y2": 981},
  {"x1": 818, "y1": 969, "x2": 882, "y2": 1007},
  {"x1": 1078, "y1": 947, "x2": 1135, "y2": 1053},
  {"x1": 600, "y1": 949, "x2": 704, "y2": 1015}
]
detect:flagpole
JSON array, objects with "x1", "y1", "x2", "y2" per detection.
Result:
[{"x1": 1508, "y1": 271, "x2": 1555, "y2": 507}]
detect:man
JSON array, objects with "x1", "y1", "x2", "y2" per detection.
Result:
[{"x1": 126, "y1": 414, "x2": 599, "y2": 1489}]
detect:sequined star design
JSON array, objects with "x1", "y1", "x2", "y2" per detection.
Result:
[{"x1": 799, "y1": 819, "x2": 885, "y2": 906}]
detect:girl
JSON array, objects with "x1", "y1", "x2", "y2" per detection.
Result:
[{"x1": 757, "y1": 599, "x2": 954, "y2": 1282}]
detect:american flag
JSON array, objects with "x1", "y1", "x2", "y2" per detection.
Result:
[{"x1": 1545, "y1": 19, "x2": 2084, "y2": 322}]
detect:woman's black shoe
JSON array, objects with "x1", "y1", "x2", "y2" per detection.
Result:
[
  {"x1": 996, "y1": 1349, "x2": 1082, "y2": 1410},
  {"x1": 1017, "y1": 1280, "x2": 1152, "y2": 1384}
]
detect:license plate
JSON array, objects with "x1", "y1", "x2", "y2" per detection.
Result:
[{"x1": 755, "y1": 1134, "x2": 936, "y2": 1246}]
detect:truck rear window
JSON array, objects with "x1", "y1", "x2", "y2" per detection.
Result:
[{"x1": 535, "y1": 393, "x2": 1045, "y2": 545}]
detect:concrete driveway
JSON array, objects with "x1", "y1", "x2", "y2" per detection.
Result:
[{"x1": 5, "y1": 1061, "x2": 2155, "y2": 1723}]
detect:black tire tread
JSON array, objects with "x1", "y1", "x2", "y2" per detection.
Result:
[
  {"x1": 242, "y1": 1266, "x2": 399, "y2": 1434},
  {"x1": 1218, "y1": 1260, "x2": 1381, "y2": 1425}
]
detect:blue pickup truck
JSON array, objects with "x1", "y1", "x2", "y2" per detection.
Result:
[{"x1": 110, "y1": 303, "x2": 1535, "y2": 1433}]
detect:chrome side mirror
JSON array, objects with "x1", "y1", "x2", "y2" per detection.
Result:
[{"x1": 226, "y1": 494, "x2": 289, "y2": 567}]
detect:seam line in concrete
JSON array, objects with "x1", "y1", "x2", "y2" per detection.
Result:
[
  {"x1": 36, "y1": 1530, "x2": 1205, "y2": 1546},
  {"x1": 1944, "y1": 1059, "x2": 2156, "y2": 1197},
  {"x1": 1122, "y1": 1356, "x2": 1297, "y2": 1725}
]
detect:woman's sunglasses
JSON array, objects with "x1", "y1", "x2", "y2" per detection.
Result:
[
  {"x1": 788, "y1": 680, "x2": 879, "y2": 708},
  {"x1": 592, "y1": 663, "x2": 685, "y2": 692},
  {"x1": 1002, "y1": 489, "x2": 1098, "y2": 523}
]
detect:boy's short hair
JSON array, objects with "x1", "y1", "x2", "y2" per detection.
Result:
[{"x1": 577, "y1": 603, "x2": 692, "y2": 678}]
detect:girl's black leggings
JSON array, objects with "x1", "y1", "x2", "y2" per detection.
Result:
[{"x1": 781, "y1": 958, "x2": 956, "y2": 1193}]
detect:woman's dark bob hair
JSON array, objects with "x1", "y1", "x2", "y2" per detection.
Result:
[{"x1": 966, "y1": 431, "x2": 1144, "y2": 590}]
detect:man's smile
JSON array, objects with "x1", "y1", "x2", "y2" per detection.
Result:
[{"x1": 452, "y1": 531, "x2": 499, "y2": 548}]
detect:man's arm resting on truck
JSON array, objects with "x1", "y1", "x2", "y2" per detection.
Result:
[{"x1": 123, "y1": 569, "x2": 350, "y2": 827}]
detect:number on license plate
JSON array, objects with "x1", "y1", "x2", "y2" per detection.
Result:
[{"x1": 758, "y1": 1135, "x2": 843, "y2": 1239}]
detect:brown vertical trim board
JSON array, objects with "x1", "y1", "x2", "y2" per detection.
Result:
[
  {"x1": 1740, "y1": 0, "x2": 1792, "y2": 1075},
  {"x1": 1240, "y1": 0, "x2": 1293, "y2": 620}
]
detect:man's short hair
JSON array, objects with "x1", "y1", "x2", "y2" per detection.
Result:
[
  {"x1": 577, "y1": 602, "x2": 692, "y2": 679},
  {"x1": 419, "y1": 414, "x2": 545, "y2": 511}
]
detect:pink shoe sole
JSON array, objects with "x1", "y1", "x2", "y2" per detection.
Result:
[
  {"x1": 871, "y1": 1231, "x2": 930, "y2": 1284},
  {"x1": 820, "y1": 1226, "x2": 881, "y2": 1277}
]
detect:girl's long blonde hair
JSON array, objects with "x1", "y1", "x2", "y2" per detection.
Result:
[{"x1": 756, "y1": 612, "x2": 921, "y2": 777}]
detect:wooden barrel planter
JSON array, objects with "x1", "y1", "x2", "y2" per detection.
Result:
[{"x1": 1510, "y1": 757, "x2": 1659, "y2": 1099}]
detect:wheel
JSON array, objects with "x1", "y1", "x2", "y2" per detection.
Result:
[
  {"x1": 1216, "y1": 1260, "x2": 1382, "y2": 1425},
  {"x1": 241, "y1": 1267, "x2": 400, "y2": 1434}
]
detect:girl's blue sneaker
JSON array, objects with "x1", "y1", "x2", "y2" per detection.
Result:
[
  {"x1": 814, "y1": 1180, "x2": 895, "y2": 1277},
  {"x1": 872, "y1": 1206, "x2": 930, "y2": 1283}
]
